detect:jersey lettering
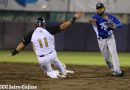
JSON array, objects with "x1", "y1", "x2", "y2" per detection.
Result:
[{"x1": 99, "y1": 22, "x2": 108, "y2": 30}]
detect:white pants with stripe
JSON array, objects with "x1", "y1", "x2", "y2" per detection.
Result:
[{"x1": 98, "y1": 35, "x2": 121, "y2": 73}]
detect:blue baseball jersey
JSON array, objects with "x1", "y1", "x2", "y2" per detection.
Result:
[{"x1": 92, "y1": 13, "x2": 123, "y2": 38}]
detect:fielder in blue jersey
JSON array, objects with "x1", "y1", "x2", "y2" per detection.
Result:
[{"x1": 89, "y1": 3, "x2": 124, "y2": 77}]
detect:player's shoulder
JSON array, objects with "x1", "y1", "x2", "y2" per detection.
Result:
[
  {"x1": 92, "y1": 14, "x2": 99, "y2": 19},
  {"x1": 45, "y1": 23, "x2": 61, "y2": 35},
  {"x1": 22, "y1": 29, "x2": 35, "y2": 46},
  {"x1": 107, "y1": 13, "x2": 118, "y2": 21},
  {"x1": 107, "y1": 13, "x2": 115, "y2": 18}
]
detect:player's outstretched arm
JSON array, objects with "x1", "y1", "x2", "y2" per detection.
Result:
[
  {"x1": 11, "y1": 42, "x2": 25, "y2": 56},
  {"x1": 60, "y1": 12, "x2": 83, "y2": 30},
  {"x1": 88, "y1": 18, "x2": 97, "y2": 23},
  {"x1": 11, "y1": 30, "x2": 33, "y2": 56}
]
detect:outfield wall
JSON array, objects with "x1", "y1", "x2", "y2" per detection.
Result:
[{"x1": 0, "y1": 22, "x2": 130, "y2": 52}]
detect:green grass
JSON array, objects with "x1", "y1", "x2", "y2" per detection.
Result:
[{"x1": 0, "y1": 50, "x2": 129, "y2": 66}]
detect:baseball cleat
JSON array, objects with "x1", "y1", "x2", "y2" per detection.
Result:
[
  {"x1": 66, "y1": 70, "x2": 74, "y2": 74},
  {"x1": 112, "y1": 71, "x2": 124, "y2": 77},
  {"x1": 55, "y1": 70, "x2": 74, "y2": 75},
  {"x1": 47, "y1": 71, "x2": 58, "y2": 79},
  {"x1": 57, "y1": 74, "x2": 66, "y2": 79},
  {"x1": 54, "y1": 70, "x2": 67, "y2": 79},
  {"x1": 55, "y1": 70, "x2": 60, "y2": 75}
]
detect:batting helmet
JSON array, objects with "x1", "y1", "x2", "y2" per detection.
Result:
[{"x1": 36, "y1": 17, "x2": 46, "y2": 28}]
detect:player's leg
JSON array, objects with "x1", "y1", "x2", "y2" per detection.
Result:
[
  {"x1": 98, "y1": 39, "x2": 113, "y2": 70},
  {"x1": 41, "y1": 51, "x2": 66, "y2": 78},
  {"x1": 53, "y1": 55, "x2": 66, "y2": 75},
  {"x1": 40, "y1": 62, "x2": 52, "y2": 74},
  {"x1": 107, "y1": 35, "x2": 124, "y2": 76},
  {"x1": 103, "y1": 46, "x2": 113, "y2": 70},
  {"x1": 37, "y1": 56, "x2": 58, "y2": 78},
  {"x1": 41, "y1": 63, "x2": 59, "y2": 78},
  {"x1": 62, "y1": 63, "x2": 74, "y2": 74}
]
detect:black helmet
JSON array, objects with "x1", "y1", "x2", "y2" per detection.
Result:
[
  {"x1": 96, "y1": 3, "x2": 104, "y2": 9},
  {"x1": 36, "y1": 17, "x2": 46, "y2": 27}
]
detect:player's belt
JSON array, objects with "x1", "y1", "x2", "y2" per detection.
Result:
[
  {"x1": 98, "y1": 37, "x2": 108, "y2": 39},
  {"x1": 38, "y1": 51, "x2": 53, "y2": 57},
  {"x1": 98, "y1": 35, "x2": 112, "y2": 40}
]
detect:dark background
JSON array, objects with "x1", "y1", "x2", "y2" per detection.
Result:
[{"x1": 0, "y1": 21, "x2": 129, "y2": 52}]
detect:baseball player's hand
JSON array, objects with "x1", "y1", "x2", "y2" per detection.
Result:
[
  {"x1": 74, "y1": 12, "x2": 83, "y2": 19},
  {"x1": 11, "y1": 49, "x2": 19, "y2": 56}
]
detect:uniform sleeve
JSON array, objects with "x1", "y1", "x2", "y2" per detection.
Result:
[
  {"x1": 22, "y1": 30, "x2": 34, "y2": 46},
  {"x1": 111, "y1": 15, "x2": 123, "y2": 28},
  {"x1": 92, "y1": 15, "x2": 98, "y2": 20},
  {"x1": 46, "y1": 25, "x2": 61, "y2": 35}
]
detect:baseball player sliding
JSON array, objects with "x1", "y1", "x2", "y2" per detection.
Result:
[
  {"x1": 89, "y1": 3, "x2": 124, "y2": 77},
  {"x1": 11, "y1": 12, "x2": 82, "y2": 79}
]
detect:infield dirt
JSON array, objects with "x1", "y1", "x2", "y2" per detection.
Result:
[{"x1": 0, "y1": 62, "x2": 130, "y2": 90}]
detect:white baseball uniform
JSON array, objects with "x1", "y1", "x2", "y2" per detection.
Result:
[{"x1": 22, "y1": 26, "x2": 67, "y2": 78}]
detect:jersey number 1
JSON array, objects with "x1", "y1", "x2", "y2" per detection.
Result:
[{"x1": 38, "y1": 37, "x2": 48, "y2": 48}]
